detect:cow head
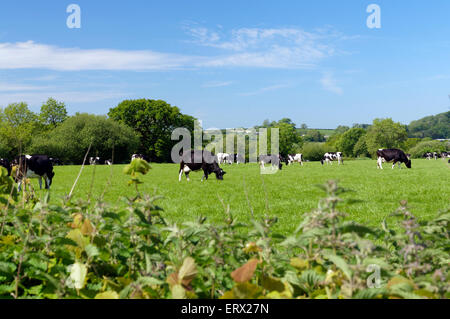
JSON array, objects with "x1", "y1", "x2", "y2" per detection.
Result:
[
  {"x1": 214, "y1": 167, "x2": 226, "y2": 180},
  {"x1": 405, "y1": 159, "x2": 412, "y2": 168}
]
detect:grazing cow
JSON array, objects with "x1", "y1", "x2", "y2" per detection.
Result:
[
  {"x1": 321, "y1": 152, "x2": 343, "y2": 165},
  {"x1": 12, "y1": 155, "x2": 55, "y2": 190},
  {"x1": 406, "y1": 154, "x2": 411, "y2": 160},
  {"x1": 259, "y1": 154, "x2": 283, "y2": 170},
  {"x1": 179, "y1": 150, "x2": 226, "y2": 182},
  {"x1": 105, "y1": 159, "x2": 113, "y2": 165},
  {"x1": 0, "y1": 158, "x2": 11, "y2": 176},
  {"x1": 131, "y1": 154, "x2": 150, "y2": 162},
  {"x1": 288, "y1": 154, "x2": 303, "y2": 166},
  {"x1": 441, "y1": 152, "x2": 450, "y2": 159},
  {"x1": 423, "y1": 152, "x2": 433, "y2": 160},
  {"x1": 376, "y1": 149, "x2": 411, "y2": 169}
]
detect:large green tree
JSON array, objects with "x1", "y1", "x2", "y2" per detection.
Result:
[
  {"x1": 39, "y1": 98, "x2": 68, "y2": 128},
  {"x1": 0, "y1": 102, "x2": 38, "y2": 156},
  {"x1": 365, "y1": 118, "x2": 408, "y2": 156},
  {"x1": 108, "y1": 99, "x2": 196, "y2": 162},
  {"x1": 30, "y1": 113, "x2": 139, "y2": 164},
  {"x1": 337, "y1": 128, "x2": 367, "y2": 157}
]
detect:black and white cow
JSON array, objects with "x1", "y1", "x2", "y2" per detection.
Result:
[
  {"x1": 105, "y1": 159, "x2": 113, "y2": 165},
  {"x1": 0, "y1": 158, "x2": 11, "y2": 176},
  {"x1": 217, "y1": 153, "x2": 233, "y2": 165},
  {"x1": 321, "y1": 152, "x2": 343, "y2": 165},
  {"x1": 376, "y1": 149, "x2": 411, "y2": 169},
  {"x1": 178, "y1": 150, "x2": 226, "y2": 182},
  {"x1": 259, "y1": 154, "x2": 283, "y2": 170},
  {"x1": 89, "y1": 157, "x2": 101, "y2": 165},
  {"x1": 288, "y1": 154, "x2": 303, "y2": 166},
  {"x1": 12, "y1": 155, "x2": 55, "y2": 190}
]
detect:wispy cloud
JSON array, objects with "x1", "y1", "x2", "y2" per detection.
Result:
[
  {"x1": 320, "y1": 72, "x2": 342, "y2": 95},
  {"x1": 0, "y1": 24, "x2": 351, "y2": 71},
  {"x1": 0, "y1": 82, "x2": 53, "y2": 92},
  {"x1": 202, "y1": 81, "x2": 233, "y2": 88},
  {"x1": 240, "y1": 84, "x2": 290, "y2": 96},
  {"x1": 0, "y1": 41, "x2": 194, "y2": 71}
]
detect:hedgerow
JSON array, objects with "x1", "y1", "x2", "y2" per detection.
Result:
[{"x1": 0, "y1": 161, "x2": 448, "y2": 299}]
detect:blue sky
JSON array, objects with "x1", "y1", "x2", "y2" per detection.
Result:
[{"x1": 0, "y1": 0, "x2": 449, "y2": 129}]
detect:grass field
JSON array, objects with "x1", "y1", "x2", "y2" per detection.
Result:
[{"x1": 31, "y1": 158, "x2": 450, "y2": 234}]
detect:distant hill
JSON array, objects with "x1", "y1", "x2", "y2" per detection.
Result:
[{"x1": 408, "y1": 111, "x2": 450, "y2": 139}]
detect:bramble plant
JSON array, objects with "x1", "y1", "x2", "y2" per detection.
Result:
[{"x1": 0, "y1": 164, "x2": 448, "y2": 299}]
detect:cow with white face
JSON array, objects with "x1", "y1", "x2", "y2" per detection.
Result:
[
  {"x1": 377, "y1": 149, "x2": 411, "y2": 169},
  {"x1": 12, "y1": 155, "x2": 55, "y2": 191}
]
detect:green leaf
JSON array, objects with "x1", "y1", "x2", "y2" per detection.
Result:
[{"x1": 323, "y1": 253, "x2": 353, "y2": 280}]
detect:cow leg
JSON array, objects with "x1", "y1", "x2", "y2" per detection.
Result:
[
  {"x1": 392, "y1": 161, "x2": 397, "y2": 169},
  {"x1": 46, "y1": 176, "x2": 51, "y2": 189},
  {"x1": 377, "y1": 157, "x2": 383, "y2": 169},
  {"x1": 179, "y1": 169, "x2": 183, "y2": 182},
  {"x1": 38, "y1": 176, "x2": 43, "y2": 189}
]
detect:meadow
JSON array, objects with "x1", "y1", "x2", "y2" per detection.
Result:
[{"x1": 40, "y1": 158, "x2": 450, "y2": 234}]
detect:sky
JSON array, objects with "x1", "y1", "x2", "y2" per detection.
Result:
[{"x1": 0, "y1": 0, "x2": 449, "y2": 129}]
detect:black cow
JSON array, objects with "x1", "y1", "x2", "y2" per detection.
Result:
[
  {"x1": 259, "y1": 154, "x2": 283, "y2": 170},
  {"x1": 13, "y1": 155, "x2": 55, "y2": 190},
  {"x1": 178, "y1": 150, "x2": 226, "y2": 181},
  {"x1": 0, "y1": 158, "x2": 11, "y2": 176},
  {"x1": 376, "y1": 149, "x2": 411, "y2": 169}
]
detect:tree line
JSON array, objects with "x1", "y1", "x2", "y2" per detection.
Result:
[{"x1": 0, "y1": 97, "x2": 448, "y2": 164}]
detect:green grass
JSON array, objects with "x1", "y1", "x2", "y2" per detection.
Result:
[{"x1": 31, "y1": 159, "x2": 450, "y2": 235}]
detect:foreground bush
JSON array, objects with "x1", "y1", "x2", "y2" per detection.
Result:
[{"x1": 0, "y1": 166, "x2": 449, "y2": 299}]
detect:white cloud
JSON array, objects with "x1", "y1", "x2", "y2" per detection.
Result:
[
  {"x1": 320, "y1": 72, "x2": 343, "y2": 95},
  {"x1": 0, "y1": 41, "x2": 194, "y2": 71},
  {"x1": 0, "y1": 24, "x2": 348, "y2": 71}
]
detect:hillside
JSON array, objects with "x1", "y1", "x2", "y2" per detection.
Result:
[{"x1": 408, "y1": 111, "x2": 450, "y2": 139}]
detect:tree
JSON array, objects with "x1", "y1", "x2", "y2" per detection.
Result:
[
  {"x1": 365, "y1": 118, "x2": 408, "y2": 156},
  {"x1": 30, "y1": 113, "x2": 140, "y2": 164},
  {"x1": 39, "y1": 98, "x2": 68, "y2": 128},
  {"x1": 337, "y1": 128, "x2": 366, "y2": 157},
  {"x1": 304, "y1": 130, "x2": 325, "y2": 142},
  {"x1": 333, "y1": 125, "x2": 350, "y2": 135},
  {"x1": 407, "y1": 111, "x2": 449, "y2": 139},
  {"x1": 353, "y1": 135, "x2": 369, "y2": 158},
  {"x1": 0, "y1": 102, "x2": 38, "y2": 156},
  {"x1": 275, "y1": 121, "x2": 303, "y2": 155},
  {"x1": 108, "y1": 99, "x2": 196, "y2": 162}
]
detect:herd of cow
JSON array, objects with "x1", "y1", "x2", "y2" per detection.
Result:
[{"x1": 0, "y1": 148, "x2": 448, "y2": 189}]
